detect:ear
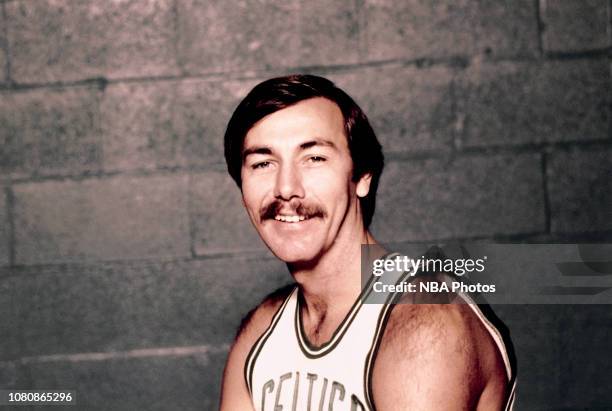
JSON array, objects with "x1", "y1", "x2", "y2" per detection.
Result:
[{"x1": 356, "y1": 173, "x2": 373, "y2": 198}]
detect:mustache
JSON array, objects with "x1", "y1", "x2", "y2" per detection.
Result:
[{"x1": 260, "y1": 200, "x2": 326, "y2": 221}]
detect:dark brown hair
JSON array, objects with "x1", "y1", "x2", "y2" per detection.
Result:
[{"x1": 224, "y1": 74, "x2": 384, "y2": 229}]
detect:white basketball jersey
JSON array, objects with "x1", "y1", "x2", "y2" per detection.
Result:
[{"x1": 244, "y1": 272, "x2": 517, "y2": 411}]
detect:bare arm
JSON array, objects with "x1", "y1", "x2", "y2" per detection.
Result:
[
  {"x1": 371, "y1": 304, "x2": 508, "y2": 411},
  {"x1": 219, "y1": 286, "x2": 293, "y2": 411},
  {"x1": 219, "y1": 325, "x2": 257, "y2": 411}
]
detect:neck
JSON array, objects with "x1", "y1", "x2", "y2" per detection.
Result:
[{"x1": 289, "y1": 227, "x2": 381, "y2": 320}]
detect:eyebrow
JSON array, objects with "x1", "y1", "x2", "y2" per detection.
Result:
[
  {"x1": 300, "y1": 139, "x2": 337, "y2": 150},
  {"x1": 242, "y1": 146, "x2": 272, "y2": 160},
  {"x1": 242, "y1": 138, "x2": 337, "y2": 161}
]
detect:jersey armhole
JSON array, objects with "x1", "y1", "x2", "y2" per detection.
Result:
[
  {"x1": 363, "y1": 267, "x2": 413, "y2": 410},
  {"x1": 243, "y1": 287, "x2": 297, "y2": 396}
]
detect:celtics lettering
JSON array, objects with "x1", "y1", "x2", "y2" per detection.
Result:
[{"x1": 261, "y1": 372, "x2": 366, "y2": 411}]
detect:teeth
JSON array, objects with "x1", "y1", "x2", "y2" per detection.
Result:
[{"x1": 274, "y1": 215, "x2": 307, "y2": 223}]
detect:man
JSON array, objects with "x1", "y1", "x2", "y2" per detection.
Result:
[{"x1": 220, "y1": 74, "x2": 515, "y2": 410}]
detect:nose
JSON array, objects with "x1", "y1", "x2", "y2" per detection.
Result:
[{"x1": 274, "y1": 163, "x2": 305, "y2": 201}]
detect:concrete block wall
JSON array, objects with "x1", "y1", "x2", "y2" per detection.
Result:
[{"x1": 0, "y1": 1, "x2": 610, "y2": 409}]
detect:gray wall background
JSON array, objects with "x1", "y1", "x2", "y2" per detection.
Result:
[{"x1": 0, "y1": 0, "x2": 610, "y2": 410}]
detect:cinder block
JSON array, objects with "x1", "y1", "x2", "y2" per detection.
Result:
[
  {"x1": 0, "y1": 60, "x2": 5, "y2": 85},
  {"x1": 100, "y1": 79, "x2": 258, "y2": 172},
  {"x1": 190, "y1": 171, "x2": 269, "y2": 255},
  {"x1": 0, "y1": 87, "x2": 102, "y2": 177},
  {"x1": 560, "y1": 305, "x2": 612, "y2": 407},
  {"x1": 13, "y1": 175, "x2": 190, "y2": 264},
  {"x1": 363, "y1": 0, "x2": 538, "y2": 61},
  {"x1": 510, "y1": 321, "x2": 563, "y2": 409},
  {"x1": 6, "y1": 0, "x2": 179, "y2": 83},
  {"x1": 0, "y1": 361, "x2": 30, "y2": 392},
  {"x1": 177, "y1": 0, "x2": 299, "y2": 74},
  {"x1": 0, "y1": 276, "x2": 20, "y2": 360},
  {"x1": 562, "y1": 305, "x2": 612, "y2": 328},
  {"x1": 493, "y1": 305, "x2": 568, "y2": 410},
  {"x1": 372, "y1": 153, "x2": 545, "y2": 242},
  {"x1": 0, "y1": 188, "x2": 8, "y2": 266},
  {"x1": 541, "y1": 0, "x2": 609, "y2": 53},
  {"x1": 492, "y1": 304, "x2": 567, "y2": 329},
  {"x1": 178, "y1": 0, "x2": 360, "y2": 72},
  {"x1": 7, "y1": 257, "x2": 287, "y2": 358},
  {"x1": 0, "y1": 361, "x2": 17, "y2": 389},
  {"x1": 26, "y1": 348, "x2": 227, "y2": 411},
  {"x1": 294, "y1": 0, "x2": 360, "y2": 66},
  {"x1": 0, "y1": 40, "x2": 6, "y2": 85},
  {"x1": 179, "y1": 0, "x2": 360, "y2": 72},
  {"x1": 548, "y1": 147, "x2": 612, "y2": 233},
  {"x1": 332, "y1": 64, "x2": 454, "y2": 154},
  {"x1": 455, "y1": 60, "x2": 610, "y2": 148}
]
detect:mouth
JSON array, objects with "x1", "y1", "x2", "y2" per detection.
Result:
[
  {"x1": 274, "y1": 214, "x2": 310, "y2": 223},
  {"x1": 261, "y1": 200, "x2": 325, "y2": 224}
]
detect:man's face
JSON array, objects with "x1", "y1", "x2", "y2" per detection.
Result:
[{"x1": 240, "y1": 97, "x2": 371, "y2": 264}]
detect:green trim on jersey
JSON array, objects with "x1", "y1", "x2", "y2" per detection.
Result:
[
  {"x1": 244, "y1": 289, "x2": 296, "y2": 396},
  {"x1": 293, "y1": 273, "x2": 380, "y2": 359}
]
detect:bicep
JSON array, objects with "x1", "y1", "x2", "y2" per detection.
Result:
[
  {"x1": 219, "y1": 340, "x2": 256, "y2": 411},
  {"x1": 219, "y1": 308, "x2": 259, "y2": 411},
  {"x1": 219, "y1": 285, "x2": 292, "y2": 411},
  {"x1": 371, "y1": 306, "x2": 483, "y2": 411}
]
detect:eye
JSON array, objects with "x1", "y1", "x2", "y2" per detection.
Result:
[
  {"x1": 252, "y1": 161, "x2": 271, "y2": 170},
  {"x1": 308, "y1": 156, "x2": 326, "y2": 163}
]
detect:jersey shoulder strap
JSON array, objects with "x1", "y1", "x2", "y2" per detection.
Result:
[{"x1": 243, "y1": 286, "x2": 298, "y2": 396}]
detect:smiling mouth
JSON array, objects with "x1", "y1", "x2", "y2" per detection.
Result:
[
  {"x1": 261, "y1": 200, "x2": 325, "y2": 223},
  {"x1": 274, "y1": 214, "x2": 309, "y2": 223}
]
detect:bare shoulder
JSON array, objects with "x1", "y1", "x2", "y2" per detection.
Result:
[
  {"x1": 227, "y1": 283, "x2": 296, "y2": 367},
  {"x1": 371, "y1": 302, "x2": 509, "y2": 410},
  {"x1": 219, "y1": 283, "x2": 295, "y2": 411}
]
